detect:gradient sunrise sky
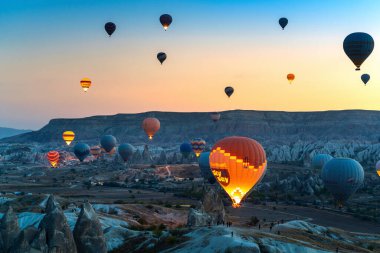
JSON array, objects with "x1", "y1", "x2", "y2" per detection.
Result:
[{"x1": 0, "y1": 0, "x2": 380, "y2": 129}]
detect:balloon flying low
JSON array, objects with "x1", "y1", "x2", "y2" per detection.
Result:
[
  {"x1": 62, "y1": 131, "x2": 75, "y2": 146},
  {"x1": 142, "y1": 117, "x2": 160, "y2": 140},
  {"x1": 47, "y1": 151, "x2": 60, "y2": 168},
  {"x1": 343, "y1": 32, "x2": 374, "y2": 71},
  {"x1": 80, "y1": 78, "x2": 91, "y2": 92},
  {"x1": 160, "y1": 14, "x2": 172, "y2": 31},
  {"x1": 210, "y1": 136, "x2": 267, "y2": 208}
]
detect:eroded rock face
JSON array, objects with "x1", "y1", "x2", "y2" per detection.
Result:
[
  {"x1": 73, "y1": 202, "x2": 107, "y2": 253},
  {"x1": 0, "y1": 206, "x2": 20, "y2": 252},
  {"x1": 38, "y1": 195, "x2": 77, "y2": 253}
]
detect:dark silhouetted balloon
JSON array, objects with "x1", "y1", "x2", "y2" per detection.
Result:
[
  {"x1": 225, "y1": 86, "x2": 234, "y2": 98},
  {"x1": 118, "y1": 143, "x2": 135, "y2": 162},
  {"x1": 180, "y1": 142, "x2": 192, "y2": 158},
  {"x1": 74, "y1": 143, "x2": 90, "y2": 162},
  {"x1": 105, "y1": 22, "x2": 116, "y2": 36},
  {"x1": 361, "y1": 74, "x2": 370, "y2": 85},
  {"x1": 160, "y1": 14, "x2": 172, "y2": 30},
  {"x1": 279, "y1": 17, "x2": 288, "y2": 30},
  {"x1": 343, "y1": 32, "x2": 374, "y2": 71},
  {"x1": 321, "y1": 158, "x2": 364, "y2": 206},
  {"x1": 157, "y1": 52, "x2": 167, "y2": 64},
  {"x1": 101, "y1": 135, "x2": 117, "y2": 153}
]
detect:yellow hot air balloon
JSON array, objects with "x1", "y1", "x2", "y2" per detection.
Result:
[
  {"x1": 80, "y1": 78, "x2": 91, "y2": 92},
  {"x1": 210, "y1": 136, "x2": 267, "y2": 208},
  {"x1": 62, "y1": 131, "x2": 75, "y2": 146}
]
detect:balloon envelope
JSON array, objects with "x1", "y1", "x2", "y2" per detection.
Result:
[
  {"x1": 311, "y1": 154, "x2": 333, "y2": 171},
  {"x1": 343, "y1": 32, "x2": 374, "y2": 71},
  {"x1": 180, "y1": 142, "x2": 193, "y2": 158},
  {"x1": 160, "y1": 14, "x2": 172, "y2": 30},
  {"x1": 74, "y1": 143, "x2": 90, "y2": 162},
  {"x1": 118, "y1": 143, "x2": 135, "y2": 162},
  {"x1": 361, "y1": 74, "x2": 370, "y2": 85},
  {"x1": 210, "y1": 136, "x2": 267, "y2": 208},
  {"x1": 105, "y1": 22, "x2": 116, "y2": 36},
  {"x1": 225, "y1": 86, "x2": 234, "y2": 98},
  {"x1": 279, "y1": 17, "x2": 288, "y2": 30},
  {"x1": 142, "y1": 118, "x2": 160, "y2": 140},
  {"x1": 321, "y1": 158, "x2": 364, "y2": 205},
  {"x1": 80, "y1": 78, "x2": 91, "y2": 92},
  {"x1": 191, "y1": 138, "x2": 206, "y2": 157},
  {"x1": 157, "y1": 52, "x2": 167, "y2": 64},
  {"x1": 47, "y1": 151, "x2": 60, "y2": 168},
  {"x1": 101, "y1": 135, "x2": 117, "y2": 153},
  {"x1": 62, "y1": 131, "x2": 75, "y2": 146}
]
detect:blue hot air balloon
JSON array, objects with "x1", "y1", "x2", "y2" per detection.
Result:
[
  {"x1": 180, "y1": 142, "x2": 193, "y2": 158},
  {"x1": 198, "y1": 152, "x2": 216, "y2": 184},
  {"x1": 361, "y1": 74, "x2": 370, "y2": 85},
  {"x1": 343, "y1": 32, "x2": 374, "y2": 71},
  {"x1": 118, "y1": 143, "x2": 135, "y2": 162},
  {"x1": 101, "y1": 135, "x2": 117, "y2": 153},
  {"x1": 311, "y1": 154, "x2": 333, "y2": 171},
  {"x1": 74, "y1": 143, "x2": 90, "y2": 162},
  {"x1": 279, "y1": 17, "x2": 288, "y2": 30},
  {"x1": 321, "y1": 158, "x2": 364, "y2": 206}
]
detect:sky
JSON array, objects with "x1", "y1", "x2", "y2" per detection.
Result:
[{"x1": 1, "y1": 0, "x2": 380, "y2": 130}]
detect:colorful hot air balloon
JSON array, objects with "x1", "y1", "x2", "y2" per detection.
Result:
[
  {"x1": 343, "y1": 32, "x2": 374, "y2": 71},
  {"x1": 180, "y1": 142, "x2": 193, "y2": 159},
  {"x1": 157, "y1": 52, "x2": 167, "y2": 65},
  {"x1": 105, "y1": 22, "x2": 116, "y2": 36},
  {"x1": 376, "y1": 161, "x2": 380, "y2": 177},
  {"x1": 160, "y1": 14, "x2": 172, "y2": 31},
  {"x1": 199, "y1": 151, "x2": 216, "y2": 184},
  {"x1": 361, "y1": 74, "x2": 370, "y2": 85},
  {"x1": 118, "y1": 143, "x2": 135, "y2": 162},
  {"x1": 47, "y1": 151, "x2": 60, "y2": 168},
  {"x1": 225, "y1": 86, "x2": 234, "y2": 98},
  {"x1": 90, "y1": 145, "x2": 102, "y2": 158},
  {"x1": 100, "y1": 135, "x2": 117, "y2": 153},
  {"x1": 80, "y1": 78, "x2": 91, "y2": 92},
  {"x1": 210, "y1": 112, "x2": 221, "y2": 122},
  {"x1": 62, "y1": 131, "x2": 75, "y2": 146},
  {"x1": 321, "y1": 158, "x2": 364, "y2": 206},
  {"x1": 209, "y1": 136, "x2": 267, "y2": 208},
  {"x1": 142, "y1": 118, "x2": 160, "y2": 140},
  {"x1": 74, "y1": 143, "x2": 90, "y2": 162},
  {"x1": 287, "y1": 73, "x2": 295, "y2": 84},
  {"x1": 191, "y1": 138, "x2": 206, "y2": 157},
  {"x1": 311, "y1": 154, "x2": 333, "y2": 171},
  {"x1": 279, "y1": 17, "x2": 288, "y2": 30}
]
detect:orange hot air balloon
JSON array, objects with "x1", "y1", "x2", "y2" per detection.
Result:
[
  {"x1": 142, "y1": 117, "x2": 160, "y2": 140},
  {"x1": 62, "y1": 131, "x2": 75, "y2": 146},
  {"x1": 209, "y1": 136, "x2": 267, "y2": 208},
  {"x1": 90, "y1": 145, "x2": 102, "y2": 158},
  {"x1": 80, "y1": 78, "x2": 91, "y2": 92},
  {"x1": 287, "y1": 73, "x2": 295, "y2": 84},
  {"x1": 47, "y1": 151, "x2": 60, "y2": 168}
]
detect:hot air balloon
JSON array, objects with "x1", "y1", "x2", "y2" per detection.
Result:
[
  {"x1": 142, "y1": 118, "x2": 160, "y2": 140},
  {"x1": 287, "y1": 73, "x2": 295, "y2": 84},
  {"x1": 225, "y1": 86, "x2": 234, "y2": 98},
  {"x1": 209, "y1": 136, "x2": 267, "y2": 208},
  {"x1": 160, "y1": 14, "x2": 172, "y2": 31},
  {"x1": 105, "y1": 22, "x2": 116, "y2": 36},
  {"x1": 62, "y1": 131, "x2": 75, "y2": 146},
  {"x1": 210, "y1": 112, "x2": 221, "y2": 122},
  {"x1": 191, "y1": 138, "x2": 206, "y2": 157},
  {"x1": 101, "y1": 135, "x2": 117, "y2": 153},
  {"x1": 47, "y1": 151, "x2": 60, "y2": 168},
  {"x1": 74, "y1": 143, "x2": 90, "y2": 162},
  {"x1": 279, "y1": 17, "x2": 288, "y2": 30},
  {"x1": 90, "y1": 145, "x2": 102, "y2": 158},
  {"x1": 311, "y1": 154, "x2": 333, "y2": 171},
  {"x1": 199, "y1": 151, "x2": 216, "y2": 184},
  {"x1": 321, "y1": 158, "x2": 364, "y2": 206},
  {"x1": 80, "y1": 78, "x2": 91, "y2": 92},
  {"x1": 157, "y1": 52, "x2": 167, "y2": 65},
  {"x1": 180, "y1": 142, "x2": 193, "y2": 159},
  {"x1": 118, "y1": 143, "x2": 135, "y2": 162},
  {"x1": 361, "y1": 74, "x2": 370, "y2": 85},
  {"x1": 343, "y1": 32, "x2": 374, "y2": 71},
  {"x1": 376, "y1": 161, "x2": 380, "y2": 177}
]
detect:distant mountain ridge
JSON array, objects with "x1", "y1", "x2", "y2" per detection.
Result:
[
  {"x1": 0, "y1": 127, "x2": 31, "y2": 139},
  {"x1": 2, "y1": 110, "x2": 380, "y2": 147}
]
